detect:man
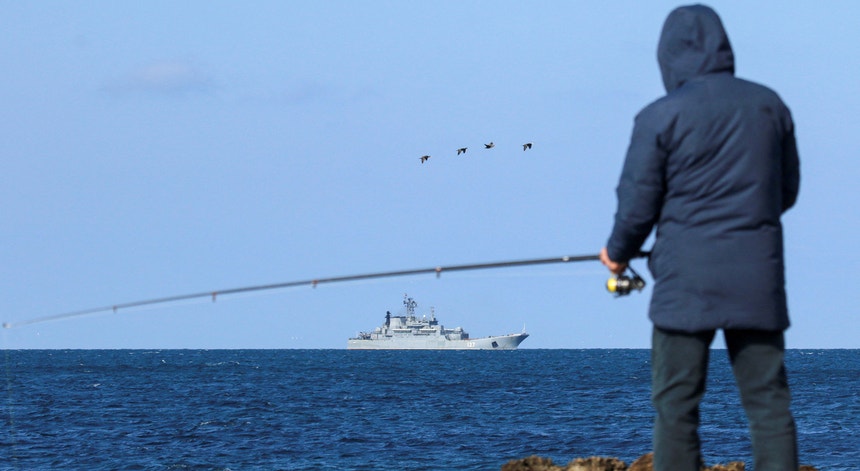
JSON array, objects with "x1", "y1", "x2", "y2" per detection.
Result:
[{"x1": 600, "y1": 5, "x2": 800, "y2": 471}]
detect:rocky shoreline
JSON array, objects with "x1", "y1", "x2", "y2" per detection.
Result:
[{"x1": 501, "y1": 454, "x2": 819, "y2": 471}]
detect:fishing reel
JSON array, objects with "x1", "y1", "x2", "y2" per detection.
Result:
[{"x1": 606, "y1": 266, "x2": 646, "y2": 297}]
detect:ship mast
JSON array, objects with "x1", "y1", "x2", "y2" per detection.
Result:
[{"x1": 403, "y1": 294, "x2": 417, "y2": 318}]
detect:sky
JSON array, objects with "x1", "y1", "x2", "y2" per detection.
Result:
[{"x1": 2, "y1": 1, "x2": 858, "y2": 349}]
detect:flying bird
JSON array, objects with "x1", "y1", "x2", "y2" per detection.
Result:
[
  {"x1": 523, "y1": 142, "x2": 533, "y2": 151},
  {"x1": 484, "y1": 142, "x2": 494, "y2": 149},
  {"x1": 420, "y1": 155, "x2": 430, "y2": 164},
  {"x1": 457, "y1": 147, "x2": 467, "y2": 155}
]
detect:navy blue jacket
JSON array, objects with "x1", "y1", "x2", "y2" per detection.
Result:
[{"x1": 606, "y1": 5, "x2": 800, "y2": 332}]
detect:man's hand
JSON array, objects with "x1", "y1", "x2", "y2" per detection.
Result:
[{"x1": 600, "y1": 247, "x2": 628, "y2": 275}]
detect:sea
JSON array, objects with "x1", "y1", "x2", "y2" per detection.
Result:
[{"x1": 2, "y1": 349, "x2": 857, "y2": 471}]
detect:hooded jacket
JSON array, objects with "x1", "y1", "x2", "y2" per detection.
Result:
[{"x1": 606, "y1": 5, "x2": 800, "y2": 332}]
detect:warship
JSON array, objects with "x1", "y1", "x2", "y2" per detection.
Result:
[{"x1": 347, "y1": 294, "x2": 528, "y2": 350}]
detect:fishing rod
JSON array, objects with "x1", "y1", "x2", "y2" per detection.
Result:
[{"x1": 3, "y1": 252, "x2": 648, "y2": 329}]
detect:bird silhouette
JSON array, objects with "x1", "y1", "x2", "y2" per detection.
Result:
[
  {"x1": 457, "y1": 147, "x2": 467, "y2": 155},
  {"x1": 419, "y1": 155, "x2": 430, "y2": 164},
  {"x1": 523, "y1": 142, "x2": 532, "y2": 151},
  {"x1": 484, "y1": 142, "x2": 494, "y2": 149}
]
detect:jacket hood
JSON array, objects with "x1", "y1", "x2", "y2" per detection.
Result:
[{"x1": 657, "y1": 4, "x2": 734, "y2": 92}]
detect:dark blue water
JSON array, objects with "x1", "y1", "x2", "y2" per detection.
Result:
[{"x1": 2, "y1": 350, "x2": 856, "y2": 470}]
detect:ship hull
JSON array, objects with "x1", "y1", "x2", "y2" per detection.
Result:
[{"x1": 347, "y1": 332, "x2": 528, "y2": 350}]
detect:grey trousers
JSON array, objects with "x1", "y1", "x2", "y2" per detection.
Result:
[{"x1": 651, "y1": 327, "x2": 798, "y2": 471}]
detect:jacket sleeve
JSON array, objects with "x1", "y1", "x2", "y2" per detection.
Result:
[
  {"x1": 606, "y1": 111, "x2": 667, "y2": 262},
  {"x1": 781, "y1": 112, "x2": 800, "y2": 212}
]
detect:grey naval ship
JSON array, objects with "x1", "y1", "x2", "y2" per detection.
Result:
[{"x1": 347, "y1": 294, "x2": 528, "y2": 350}]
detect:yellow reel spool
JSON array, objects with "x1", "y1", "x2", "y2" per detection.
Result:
[{"x1": 606, "y1": 276, "x2": 619, "y2": 293}]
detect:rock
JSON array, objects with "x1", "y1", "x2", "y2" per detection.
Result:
[
  {"x1": 564, "y1": 456, "x2": 627, "y2": 471},
  {"x1": 629, "y1": 453, "x2": 743, "y2": 470},
  {"x1": 501, "y1": 456, "x2": 626, "y2": 471},
  {"x1": 501, "y1": 455, "x2": 560, "y2": 471},
  {"x1": 707, "y1": 461, "x2": 745, "y2": 471},
  {"x1": 627, "y1": 453, "x2": 652, "y2": 471},
  {"x1": 501, "y1": 454, "x2": 819, "y2": 471}
]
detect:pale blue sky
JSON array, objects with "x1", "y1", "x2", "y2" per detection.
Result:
[{"x1": 2, "y1": 1, "x2": 857, "y2": 349}]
